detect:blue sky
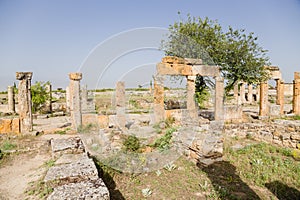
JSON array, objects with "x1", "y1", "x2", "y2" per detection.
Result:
[{"x1": 0, "y1": 0, "x2": 300, "y2": 90}]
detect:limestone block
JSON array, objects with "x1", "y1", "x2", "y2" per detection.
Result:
[
  {"x1": 0, "y1": 118, "x2": 20, "y2": 134},
  {"x1": 44, "y1": 154, "x2": 98, "y2": 182},
  {"x1": 47, "y1": 179, "x2": 110, "y2": 200},
  {"x1": 291, "y1": 133, "x2": 300, "y2": 141},
  {"x1": 0, "y1": 118, "x2": 12, "y2": 134},
  {"x1": 98, "y1": 115, "x2": 109, "y2": 128},
  {"x1": 51, "y1": 137, "x2": 85, "y2": 158}
]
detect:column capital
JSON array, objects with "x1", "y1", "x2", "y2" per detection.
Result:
[
  {"x1": 69, "y1": 72, "x2": 82, "y2": 81},
  {"x1": 16, "y1": 72, "x2": 33, "y2": 80}
]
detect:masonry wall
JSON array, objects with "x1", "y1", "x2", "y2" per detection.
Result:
[{"x1": 224, "y1": 121, "x2": 300, "y2": 148}]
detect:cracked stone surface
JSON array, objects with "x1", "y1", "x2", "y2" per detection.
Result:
[
  {"x1": 44, "y1": 154, "x2": 98, "y2": 182},
  {"x1": 51, "y1": 137, "x2": 85, "y2": 157},
  {"x1": 47, "y1": 179, "x2": 109, "y2": 200}
]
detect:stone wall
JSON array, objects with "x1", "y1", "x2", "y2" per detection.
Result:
[{"x1": 224, "y1": 120, "x2": 300, "y2": 148}]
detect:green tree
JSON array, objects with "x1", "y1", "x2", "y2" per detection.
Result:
[
  {"x1": 161, "y1": 14, "x2": 270, "y2": 93},
  {"x1": 31, "y1": 81, "x2": 50, "y2": 113}
]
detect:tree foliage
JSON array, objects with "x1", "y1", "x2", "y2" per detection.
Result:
[
  {"x1": 31, "y1": 81, "x2": 50, "y2": 113},
  {"x1": 161, "y1": 14, "x2": 270, "y2": 92}
]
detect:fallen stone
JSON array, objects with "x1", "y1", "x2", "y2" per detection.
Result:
[
  {"x1": 51, "y1": 137, "x2": 85, "y2": 157},
  {"x1": 47, "y1": 179, "x2": 109, "y2": 200},
  {"x1": 44, "y1": 154, "x2": 98, "y2": 183}
]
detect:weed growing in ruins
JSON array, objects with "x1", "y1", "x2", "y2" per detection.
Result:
[
  {"x1": 151, "y1": 127, "x2": 177, "y2": 151},
  {"x1": 123, "y1": 135, "x2": 141, "y2": 152},
  {"x1": 26, "y1": 180, "x2": 53, "y2": 199},
  {"x1": 44, "y1": 159, "x2": 55, "y2": 168},
  {"x1": 77, "y1": 123, "x2": 97, "y2": 133},
  {"x1": 1, "y1": 140, "x2": 17, "y2": 151},
  {"x1": 226, "y1": 142, "x2": 300, "y2": 188}
]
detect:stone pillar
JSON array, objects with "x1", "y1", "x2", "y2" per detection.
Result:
[
  {"x1": 69, "y1": 73, "x2": 82, "y2": 129},
  {"x1": 248, "y1": 84, "x2": 253, "y2": 104},
  {"x1": 153, "y1": 75, "x2": 165, "y2": 123},
  {"x1": 187, "y1": 76, "x2": 197, "y2": 119},
  {"x1": 66, "y1": 86, "x2": 70, "y2": 113},
  {"x1": 259, "y1": 82, "x2": 269, "y2": 116},
  {"x1": 16, "y1": 72, "x2": 33, "y2": 133},
  {"x1": 45, "y1": 83, "x2": 52, "y2": 113},
  {"x1": 233, "y1": 83, "x2": 239, "y2": 103},
  {"x1": 116, "y1": 81, "x2": 126, "y2": 128},
  {"x1": 215, "y1": 76, "x2": 224, "y2": 121},
  {"x1": 7, "y1": 85, "x2": 15, "y2": 113},
  {"x1": 81, "y1": 85, "x2": 88, "y2": 113},
  {"x1": 240, "y1": 82, "x2": 246, "y2": 104},
  {"x1": 293, "y1": 72, "x2": 300, "y2": 115},
  {"x1": 256, "y1": 85, "x2": 260, "y2": 102},
  {"x1": 276, "y1": 79, "x2": 284, "y2": 115}
]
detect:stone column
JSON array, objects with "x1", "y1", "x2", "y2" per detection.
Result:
[
  {"x1": 45, "y1": 83, "x2": 52, "y2": 113},
  {"x1": 187, "y1": 76, "x2": 197, "y2": 119},
  {"x1": 116, "y1": 81, "x2": 126, "y2": 128},
  {"x1": 248, "y1": 84, "x2": 253, "y2": 104},
  {"x1": 7, "y1": 85, "x2": 15, "y2": 113},
  {"x1": 66, "y1": 86, "x2": 70, "y2": 113},
  {"x1": 16, "y1": 72, "x2": 33, "y2": 133},
  {"x1": 293, "y1": 72, "x2": 300, "y2": 115},
  {"x1": 259, "y1": 82, "x2": 269, "y2": 116},
  {"x1": 215, "y1": 76, "x2": 224, "y2": 121},
  {"x1": 69, "y1": 73, "x2": 82, "y2": 129},
  {"x1": 81, "y1": 85, "x2": 88, "y2": 113},
  {"x1": 256, "y1": 85, "x2": 260, "y2": 102},
  {"x1": 240, "y1": 82, "x2": 246, "y2": 104},
  {"x1": 233, "y1": 83, "x2": 239, "y2": 104},
  {"x1": 276, "y1": 79, "x2": 284, "y2": 115},
  {"x1": 153, "y1": 75, "x2": 165, "y2": 123}
]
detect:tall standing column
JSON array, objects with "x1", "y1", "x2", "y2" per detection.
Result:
[
  {"x1": 66, "y1": 86, "x2": 70, "y2": 113},
  {"x1": 240, "y1": 82, "x2": 246, "y2": 104},
  {"x1": 153, "y1": 75, "x2": 165, "y2": 123},
  {"x1": 187, "y1": 76, "x2": 197, "y2": 119},
  {"x1": 276, "y1": 79, "x2": 284, "y2": 115},
  {"x1": 69, "y1": 73, "x2": 82, "y2": 130},
  {"x1": 116, "y1": 81, "x2": 126, "y2": 128},
  {"x1": 45, "y1": 83, "x2": 52, "y2": 113},
  {"x1": 293, "y1": 72, "x2": 300, "y2": 115},
  {"x1": 259, "y1": 82, "x2": 269, "y2": 116},
  {"x1": 81, "y1": 85, "x2": 88, "y2": 113},
  {"x1": 248, "y1": 84, "x2": 253, "y2": 104},
  {"x1": 16, "y1": 72, "x2": 33, "y2": 133},
  {"x1": 233, "y1": 83, "x2": 239, "y2": 104},
  {"x1": 215, "y1": 76, "x2": 224, "y2": 121},
  {"x1": 7, "y1": 85, "x2": 15, "y2": 113}
]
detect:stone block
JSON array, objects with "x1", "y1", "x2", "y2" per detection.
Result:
[
  {"x1": 47, "y1": 179, "x2": 109, "y2": 200},
  {"x1": 51, "y1": 137, "x2": 85, "y2": 158},
  {"x1": 291, "y1": 133, "x2": 300, "y2": 141},
  {"x1": 44, "y1": 154, "x2": 98, "y2": 182},
  {"x1": 98, "y1": 115, "x2": 109, "y2": 128},
  {"x1": 0, "y1": 118, "x2": 20, "y2": 134}
]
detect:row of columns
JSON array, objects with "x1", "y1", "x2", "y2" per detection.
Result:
[
  {"x1": 8, "y1": 70, "x2": 300, "y2": 133},
  {"x1": 153, "y1": 75, "x2": 224, "y2": 122},
  {"x1": 259, "y1": 79, "x2": 285, "y2": 116}
]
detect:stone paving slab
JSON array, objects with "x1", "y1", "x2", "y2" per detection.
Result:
[{"x1": 47, "y1": 179, "x2": 109, "y2": 200}]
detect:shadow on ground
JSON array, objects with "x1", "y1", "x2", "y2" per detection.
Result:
[
  {"x1": 265, "y1": 180, "x2": 300, "y2": 200},
  {"x1": 198, "y1": 161, "x2": 261, "y2": 199},
  {"x1": 92, "y1": 157, "x2": 125, "y2": 200}
]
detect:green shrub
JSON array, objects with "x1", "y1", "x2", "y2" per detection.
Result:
[
  {"x1": 31, "y1": 81, "x2": 51, "y2": 113},
  {"x1": 151, "y1": 127, "x2": 177, "y2": 151},
  {"x1": 123, "y1": 135, "x2": 141, "y2": 152},
  {"x1": 291, "y1": 149, "x2": 300, "y2": 160}
]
